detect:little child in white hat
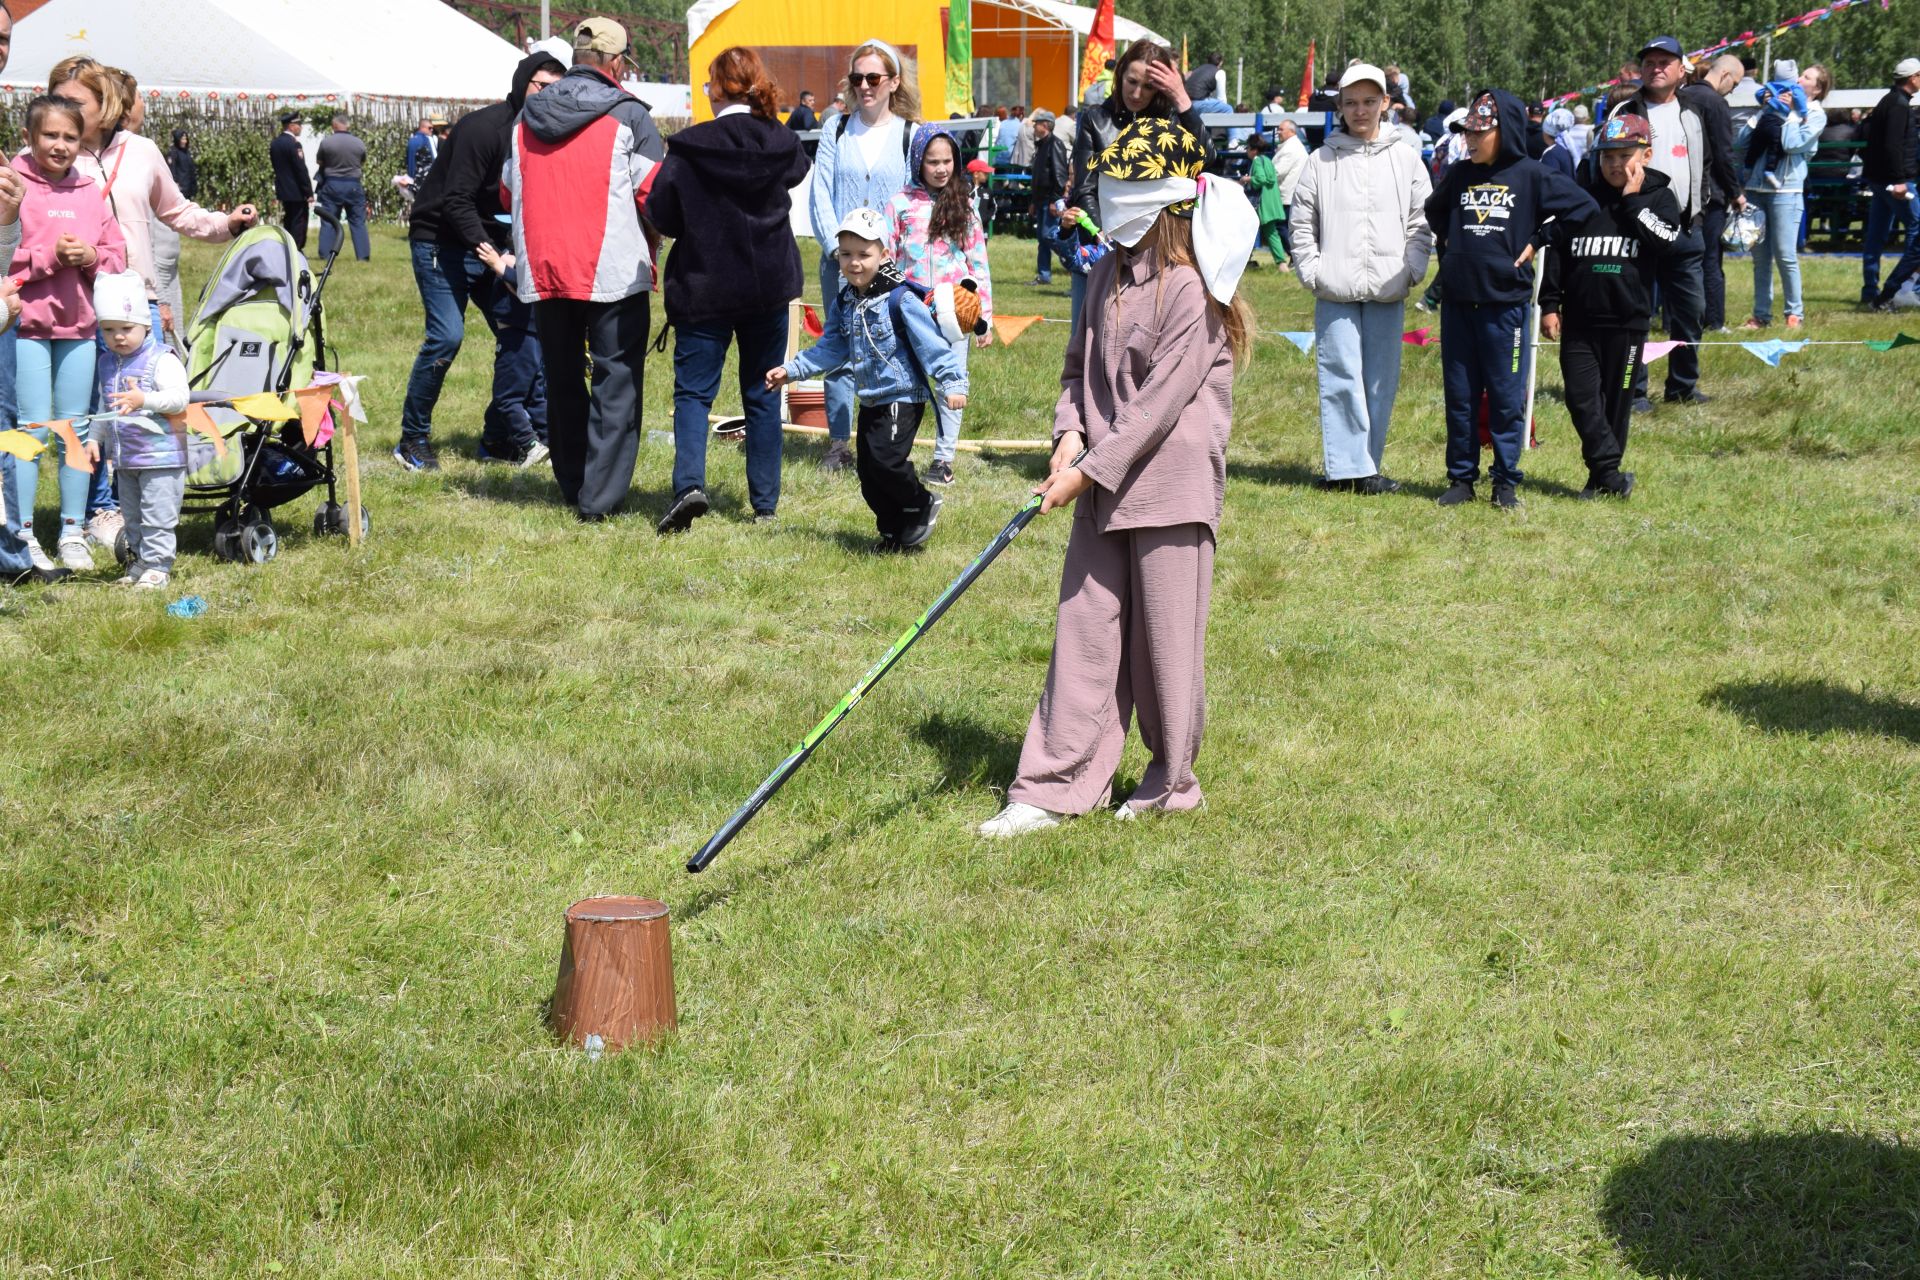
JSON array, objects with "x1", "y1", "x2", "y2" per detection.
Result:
[{"x1": 86, "y1": 271, "x2": 191, "y2": 588}]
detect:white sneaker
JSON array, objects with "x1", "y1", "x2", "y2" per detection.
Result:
[
  {"x1": 85, "y1": 508, "x2": 124, "y2": 548},
  {"x1": 520, "y1": 441, "x2": 550, "y2": 469},
  {"x1": 1113, "y1": 803, "x2": 1141, "y2": 822},
  {"x1": 57, "y1": 531, "x2": 93, "y2": 571},
  {"x1": 977, "y1": 801, "x2": 1063, "y2": 838},
  {"x1": 111, "y1": 570, "x2": 139, "y2": 586},
  {"x1": 26, "y1": 538, "x2": 59, "y2": 574},
  {"x1": 132, "y1": 569, "x2": 169, "y2": 591}
]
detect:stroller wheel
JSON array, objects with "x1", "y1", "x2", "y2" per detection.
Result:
[
  {"x1": 314, "y1": 502, "x2": 370, "y2": 538},
  {"x1": 113, "y1": 528, "x2": 133, "y2": 568},
  {"x1": 213, "y1": 517, "x2": 245, "y2": 563},
  {"x1": 241, "y1": 512, "x2": 279, "y2": 565}
]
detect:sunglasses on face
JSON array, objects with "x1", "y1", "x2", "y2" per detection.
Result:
[{"x1": 848, "y1": 72, "x2": 890, "y2": 88}]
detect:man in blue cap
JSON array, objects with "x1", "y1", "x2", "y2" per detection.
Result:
[{"x1": 1609, "y1": 36, "x2": 1716, "y2": 410}]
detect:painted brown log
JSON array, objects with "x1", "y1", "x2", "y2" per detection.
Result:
[{"x1": 548, "y1": 896, "x2": 676, "y2": 1052}]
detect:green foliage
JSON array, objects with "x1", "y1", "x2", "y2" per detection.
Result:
[{"x1": 0, "y1": 104, "x2": 418, "y2": 218}]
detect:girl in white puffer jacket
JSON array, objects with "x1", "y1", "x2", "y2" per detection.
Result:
[{"x1": 1289, "y1": 64, "x2": 1434, "y2": 493}]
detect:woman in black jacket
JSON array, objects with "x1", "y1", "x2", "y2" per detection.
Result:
[
  {"x1": 167, "y1": 130, "x2": 196, "y2": 198},
  {"x1": 1058, "y1": 38, "x2": 1211, "y2": 330},
  {"x1": 647, "y1": 46, "x2": 809, "y2": 533}
]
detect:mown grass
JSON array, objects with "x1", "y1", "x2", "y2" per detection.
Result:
[{"x1": 2, "y1": 227, "x2": 1918, "y2": 1278}]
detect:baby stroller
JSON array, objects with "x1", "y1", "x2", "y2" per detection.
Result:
[{"x1": 142, "y1": 214, "x2": 364, "y2": 566}]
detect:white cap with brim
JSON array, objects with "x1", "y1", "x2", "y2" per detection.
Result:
[
  {"x1": 1338, "y1": 63, "x2": 1388, "y2": 95},
  {"x1": 1897, "y1": 57, "x2": 1920, "y2": 79},
  {"x1": 92, "y1": 271, "x2": 148, "y2": 328},
  {"x1": 835, "y1": 207, "x2": 889, "y2": 243},
  {"x1": 1443, "y1": 107, "x2": 1468, "y2": 132}
]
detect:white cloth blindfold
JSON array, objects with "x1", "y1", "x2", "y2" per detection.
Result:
[{"x1": 1097, "y1": 173, "x2": 1258, "y2": 304}]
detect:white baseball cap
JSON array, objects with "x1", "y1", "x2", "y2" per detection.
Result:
[
  {"x1": 835, "y1": 207, "x2": 889, "y2": 243},
  {"x1": 1897, "y1": 57, "x2": 1920, "y2": 79},
  {"x1": 1338, "y1": 63, "x2": 1388, "y2": 95}
]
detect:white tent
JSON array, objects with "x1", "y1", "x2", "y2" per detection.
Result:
[{"x1": 7, "y1": 0, "x2": 524, "y2": 105}]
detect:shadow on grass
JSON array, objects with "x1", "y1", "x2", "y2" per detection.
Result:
[
  {"x1": 915, "y1": 711, "x2": 1022, "y2": 791},
  {"x1": 443, "y1": 468, "x2": 677, "y2": 521},
  {"x1": 1600, "y1": 1131, "x2": 1920, "y2": 1279},
  {"x1": 1705, "y1": 679, "x2": 1920, "y2": 744},
  {"x1": 1227, "y1": 458, "x2": 1323, "y2": 490}
]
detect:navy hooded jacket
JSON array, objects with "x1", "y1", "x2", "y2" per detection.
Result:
[{"x1": 1423, "y1": 89, "x2": 1598, "y2": 305}]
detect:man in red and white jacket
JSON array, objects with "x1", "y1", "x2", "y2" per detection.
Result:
[{"x1": 506, "y1": 17, "x2": 666, "y2": 520}]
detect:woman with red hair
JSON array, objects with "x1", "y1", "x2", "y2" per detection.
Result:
[{"x1": 646, "y1": 46, "x2": 808, "y2": 533}]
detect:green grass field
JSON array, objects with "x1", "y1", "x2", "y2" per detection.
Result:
[{"x1": 3, "y1": 226, "x2": 1918, "y2": 1278}]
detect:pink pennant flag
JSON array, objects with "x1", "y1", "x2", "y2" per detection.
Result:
[
  {"x1": 1402, "y1": 327, "x2": 1435, "y2": 346},
  {"x1": 1641, "y1": 340, "x2": 1682, "y2": 363}
]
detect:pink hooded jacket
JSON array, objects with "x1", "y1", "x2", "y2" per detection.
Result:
[
  {"x1": 70, "y1": 131, "x2": 233, "y2": 302},
  {"x1": 9, "y1": 155, "x2": 127, "y2": 340}
]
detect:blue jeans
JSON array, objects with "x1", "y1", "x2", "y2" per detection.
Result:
[
  {"x1": 1033, "y1": 203, "x2": 1071, "y2": 281},
  {"x1": 1315, "y1": 299, "x2": 1405, "y2": 480},
  {"x1": 816, "y1": 252, "x2": 853, "y2": 443},
  {"x1": 317, "y1": 179, "x2": 371, "y2": 260},
  {"x1": 929, "y1": 336, "x2": 969, "y2": 463},
  {"x1": 1441, "y1": 300, "x2": 1529, "y2": 487},
  {"x1": 0, "y1": 327, "x2": 30, "y2": 575},
  {"x1": 16, "y1": 336, "x2": 97, "y2": 538},
  {"x1": 1860, "y1": 187, "x2": 1919, "y2": 300},
  {"x1": 401, "y1": 241, "x2": 546, "y2": 452},
  {"x1": 670, "y1": 310, "x2": 788, "y2": 515},
  {"x1": 1751, "y1": 191, "x2": 1804, "y2": 322}
]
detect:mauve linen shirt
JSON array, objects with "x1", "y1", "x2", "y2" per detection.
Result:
[{"x1": 1053, "y1": 248, "x2": 1235, "y2": 534}]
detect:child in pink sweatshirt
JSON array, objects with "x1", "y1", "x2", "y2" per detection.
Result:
[{"x1": 9, "y1": 94, "x2": 126, "y2": 573}]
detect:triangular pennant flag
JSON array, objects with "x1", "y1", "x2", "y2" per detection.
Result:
[
  {"x1": 1741, "y1": 339, "x2": 1805, "y2": 367},
  {"x1": 172, "y1": 404, "x2": 229, "y2": 458},
  {"x1": 1864, "y1": 332, "x2": 1918, "y2": 351},
  {"x1": 0, "y1": 428, "x2": 46, "y2": 460},
  {"x1": 993, "y1": 315, "x2": 1043, "y2": 345},
  {"x1": 1641, "y1": 339, "x2": 1681, "y2": 363},
  {"x1": 1402, "y1": 327, "x2": 1435, "y2": 346},
  {"x1": 47, "y1": 419, "x2": 91, "y2": 473},
  {"x1": 1279, "y1": 331, "x2": 1315, "y2": 353},
  {"x1": 293, "y1": 385, "x2": 333, "y2": 446},
  {"x1": 801, "y1": 303, "x2": 824, "y2": 338},
  {"x1": 229, "y1": 391, "x2": 296, "y2": 421}
]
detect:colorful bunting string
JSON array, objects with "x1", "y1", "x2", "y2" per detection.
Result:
[{"x1": 1542, "y1": 0, "x2": 1889, "y2": 107}]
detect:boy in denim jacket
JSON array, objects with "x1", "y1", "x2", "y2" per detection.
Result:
[{"x1": 768, "y1": 208, "x2": 966, "y2": 550}]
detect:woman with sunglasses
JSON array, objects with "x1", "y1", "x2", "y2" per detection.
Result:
[{"x1": 805, "y1": 40, "x2": 920, "y2": 474}]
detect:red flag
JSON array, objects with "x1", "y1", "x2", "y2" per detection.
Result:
[
  {"x1": 1079, "y1": 0, "x2": 1115, "y2": 98},
  {"x1": 802, "y1": 304, "x2": 824, "y2": 338},
  {"x1": 1296, "y1": 40, "x2": 1315, "y2": 110}
]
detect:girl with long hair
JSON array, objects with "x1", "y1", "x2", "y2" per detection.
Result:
[{"x1": 886, "y1": 124, "x2": 993, "y2": 488}]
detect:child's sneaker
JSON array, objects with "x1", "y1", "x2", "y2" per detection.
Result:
[
  {"x1": 57, "y1": 530, "x2": 93, "y2": 571},
  {"x1": 26, "y1": 539, "x2": 60, "y2": 574},
  {"x1": 897, "y1": 494, "x2": 943, "y2": 549},
  {"x1": 132, "y1": 569, "x2": 169, "y2": 590},
  {"x1": 978, "y1": 802, "x2": 1063, "y2": 837},
  {"x1": 85, "y1": 508, "x2": 124, "y2": 548},
  {"x1": 111, "y1": 568, "x2": 140, "y2": 586},
  {"x1": 924, "y1": 459, "x2": 955, "y2": 486}
]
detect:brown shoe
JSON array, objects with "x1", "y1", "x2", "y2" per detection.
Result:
[{"x1": 1739, "y1": 316, "x2": 1768, "y2": 330}]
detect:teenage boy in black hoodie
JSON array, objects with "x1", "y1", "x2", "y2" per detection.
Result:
[
  {"x1": 1426, "y1": 90, "x2": 1597, "y2": 509},
  {"x1": 399, "y1": 52, "x2": 566, "y2": 470},
  {"x1": 1539, "y1": 114, "x2": 1682, "y2": 500}
]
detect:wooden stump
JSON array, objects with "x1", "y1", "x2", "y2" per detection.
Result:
[{"x1": 548, "y1": 896, "x2": 676, "y2": 1052}]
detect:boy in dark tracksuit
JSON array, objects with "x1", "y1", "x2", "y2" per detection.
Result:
[
  {"x1": 1425, "y1": 90, "x2": 1598, "y2": 508},
  {"x1": 1540, "y1": 113, "x2": 1683, "y2": 499}
]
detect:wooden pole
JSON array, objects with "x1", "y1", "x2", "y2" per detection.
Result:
[
  {"x1": 549, "y1": 896, "x2": 676, "y2": 1052},
  {"x1": 339, "y1": 416, "x2": 363, "y2": 548}
]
